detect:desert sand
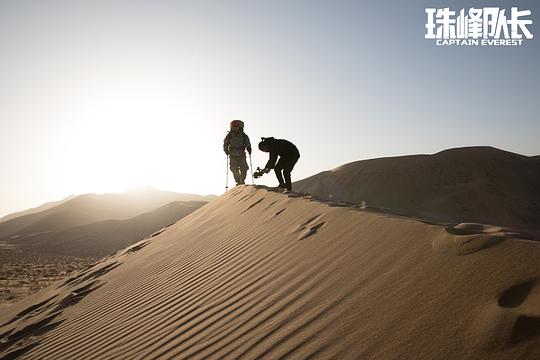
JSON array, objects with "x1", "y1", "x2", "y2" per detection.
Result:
[{"x1": 1, "y1": 183, "x2": 540, "y2": 359}]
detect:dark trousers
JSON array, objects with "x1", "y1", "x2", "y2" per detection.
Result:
[{"x1": 274, "y1": 156, "x2": 299, "y2": 191}]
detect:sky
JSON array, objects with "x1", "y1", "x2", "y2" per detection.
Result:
[{"x1": 0, "y1": 0, "x2": 538, "y2": 217}]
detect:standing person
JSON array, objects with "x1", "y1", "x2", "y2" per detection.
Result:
[
  {"x1": 223, "y1": 120, "x2": 252, "y2": 186},
  {"x1": 258, "y1": 137, "x2": 300, "y2": 191}
]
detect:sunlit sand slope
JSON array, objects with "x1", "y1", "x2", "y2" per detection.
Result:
[{"x1": 1, "y1": 185, "x2": 540, "y2": 359}]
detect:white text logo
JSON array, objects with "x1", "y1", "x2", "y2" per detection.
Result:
[{"x1": 425, "y1": 7, "x2": 533, "y2": 46}]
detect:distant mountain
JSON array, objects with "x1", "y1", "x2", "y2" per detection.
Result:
[
  {"x1": 0, "y1": 188, "x2": 216, "y2": 239},
  {"x1": 9, "y1": 201, "x2": 207, "y2": 258},
  {"x1": 294, "y1": 146, "x2": 540, "y2": 229},
  {"x1": 0, "y1": 195, "x2": 77, "y2": 224}
]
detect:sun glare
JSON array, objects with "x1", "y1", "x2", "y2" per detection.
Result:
[{"x1": 55, "y1": 84, "x2": 215, "y2": 195}]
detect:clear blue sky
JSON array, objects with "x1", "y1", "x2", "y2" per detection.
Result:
[{"x1": 0, "y1": 0, "x2": 538, "y2": 217}]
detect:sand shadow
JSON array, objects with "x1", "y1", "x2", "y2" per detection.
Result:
[{"x1": 498, "y1": 279, "x2": 537, "y2": 308}]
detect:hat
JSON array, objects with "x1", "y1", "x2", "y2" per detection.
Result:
[
  {"x1": 258, "y1": 138, "x2": 269, "y2": 152},
  {"x1": 230, "y1": 120, "x2": 244, "y2": 128}
]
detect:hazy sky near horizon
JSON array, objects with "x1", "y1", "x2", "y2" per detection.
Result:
[{"x1": 0, "y1": 0, "x2": 539, "y2": 217}]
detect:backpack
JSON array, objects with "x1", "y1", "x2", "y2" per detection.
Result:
[{"x1": 225, "y1": 131, "x2": 249, "y2": 149}]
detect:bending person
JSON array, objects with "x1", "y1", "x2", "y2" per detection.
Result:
[{"x1": 258, "y1": 137, "x2": 300, "y2": 191}]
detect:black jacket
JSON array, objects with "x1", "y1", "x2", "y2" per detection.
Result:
[{"x1": 262, "y1": 138, "x2": 300, "y2": 169}]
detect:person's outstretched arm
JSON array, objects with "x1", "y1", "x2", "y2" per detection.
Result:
[{"x1": 265, "y1": 151, "x2": 278, "y2": 170}]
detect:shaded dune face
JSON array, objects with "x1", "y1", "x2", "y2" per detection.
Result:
[
  {"x1": 294, "y1": 146, "x2": 540, "y2": 230},
  {"x1": 1, "y1": 186, "x2": 540, "y2": 359}
]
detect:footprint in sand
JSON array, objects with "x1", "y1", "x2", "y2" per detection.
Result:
[
  {"x1": 295, "y1": 214, "x2": 327, "y2": 240},
  {"x1": 469, "y1": 279, "x2": 540, "y2": 350},
  {"x1": 298, "y1": 221, "x2": 328, "y2": 240},
  {"x1": 509, "y1": 315, "x2": 540, "y2": 344},
  {"x1": 498, "y1": 279, "x2": 536, "y2": 308},
  {"x1": 498, "y1": 279, "x2": 540, "y2": 345},
  {"x1": 432, "y1": 223, "x2": 509, "y2": 255}
]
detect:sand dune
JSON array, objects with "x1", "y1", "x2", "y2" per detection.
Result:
[
  {"x1": 6, "y1": 201, "x2": 207, "y2": 258},
  {"x1": 294, "y1": 146, "x2": 540, "y2": 230},
  {"x1": 1, "y1": 185, "x2": 540, "y2": 359},
  {"x1": 0, "y1": 188, "x2": 216, "y2": 239}
]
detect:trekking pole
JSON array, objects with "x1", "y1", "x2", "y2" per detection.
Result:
[
  {"x1": 249, "y1": 152, "x2": 255, "y2": 185},
  {"x1": 225, "y1": 155, "x2": 229, "y2": 191}
]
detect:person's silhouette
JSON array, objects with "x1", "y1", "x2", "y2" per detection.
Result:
[
  {"x1": 258, "y1": 137, "x2": 300, "y2": 191},
  {"x1": 223, "y1": 120, "x2": 251, "y2": 185}
]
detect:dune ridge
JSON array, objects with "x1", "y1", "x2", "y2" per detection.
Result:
[
  {"x1": 1, "y1": 185, "x2": 540, "y2": 359},
  {"x1": 294, "y1": 146, "x2": 540, "y2": 230}
]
